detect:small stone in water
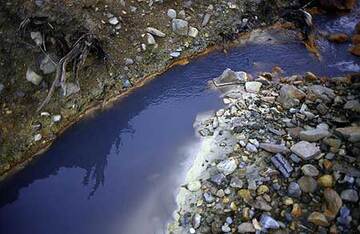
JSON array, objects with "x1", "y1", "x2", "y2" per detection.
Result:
[
  {"x1": 170, "y1": 52, "x2": 181, "y2": 58},
  {"x1": 337, "y1": 206, "x2": 352, "y2": 226},
  {"x1": 203, "y1": 192, "x2": 215, "y2": 203},
  {"x1": 210, "y1": 173, "x2": 226, "y2": 185},
  {"x1": 230, "y1": 177, "x2": 243, "y2": 188},
  {"x1": 246, "y1": 143, "x2": 258, "y2": 153},
  {"x1": 221, "y1": 223, "x2": 231, "y2": 232},
  {"x1": 298, "y1": 176, "x2": 317, "y2": 193}
]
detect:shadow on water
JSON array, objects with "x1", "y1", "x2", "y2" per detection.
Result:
[{"x1": 0, "y1": 10, "x2": 359, "y2": 233}]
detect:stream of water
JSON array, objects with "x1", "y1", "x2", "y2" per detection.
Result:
[{"x1": 0, "y1": 10, "x2": 359, "y2": 234}]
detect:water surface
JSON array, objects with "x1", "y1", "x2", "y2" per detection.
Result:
[{"x1": 0, "y1": 11, "x2": 359, "y2": 234}]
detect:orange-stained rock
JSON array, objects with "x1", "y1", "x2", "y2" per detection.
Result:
[
  {"x1": 320, "y1": 0, "x2": 356, "y2": 11},
  {"x1": 350, "y1": 44, "x2": 360, "y2": 56},
  {"x1": 355, "y1": 22, "x2": 360, "y2": 34},
  {"x1": 352, "y1": 35, "x2": 360, "y2": 45},
  {"x1": 328, "y1": 33, "x2": 349, "y2": 43}
]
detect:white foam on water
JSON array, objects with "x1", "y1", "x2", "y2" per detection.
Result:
[{"x1": 329, "y1": 61, "x2": 360, "y2": 72}]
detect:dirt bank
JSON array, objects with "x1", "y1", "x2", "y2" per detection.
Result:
[{"x1": 0, "y1": 0, "x2": 310, "y2": 179}]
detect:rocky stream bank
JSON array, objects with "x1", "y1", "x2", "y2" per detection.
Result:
[{"x1": 170, "y1": 67, "x2": 360, "y2": 233}]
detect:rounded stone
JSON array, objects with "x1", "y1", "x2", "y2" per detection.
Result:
[
  {"x1": 301, "y1": 164, "x2": 320, "y2": 177},
  {"x1": 298, "y1": 176, "x2": 318, "y2": 193},
  {"x1": 317, "y1": 175, "x2": 334, "y2": 188}
]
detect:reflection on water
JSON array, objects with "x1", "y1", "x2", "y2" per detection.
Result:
[{"x1": 0, "y1": 13, "x2": 359, "y2": 233}]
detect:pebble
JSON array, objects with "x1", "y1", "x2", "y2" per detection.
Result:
[
  {"x1": 324, "y1": 188, "x2": 342, "y2": 218},
  {"x1": 301, "y1": 164, "x2": 320, "y2": 177},
  {"x1": 317, "y1": 175, "x2": 333, "y2": 188},
  {"x1": 260, "y1": 215, "x2": 279, "y2": 229},
  {"x1": 245, "y1": 81, "x2": 262, "y2": 93},
  {"x1": 291, "y1": 141, "x2": 321, "y2": 160},
  {"x1": 259, "y1": 143, "x2": 289, "y2": 153},
  {"x1": 109, "y1": 17, "x2": 119, "y2": 25},
  {"x1": 230, "y1": 177, "x2": 243, "y2": 188},
  {"x1": 217, "y1": 158, "x2": 237, "y2": 175},
  {"x1": 26, "y1": 68, "x2": 43, "y2": 86},
  {"x1": 340, "y1": 189, "x2": 359, "y2": 202},
  {"x1": 298, "y1": 176, "x2": 318, "y2": 193},
  {"x1": 288, "y1": 182, "x2": 302, "y2": 198},
  {"x1": 187, "y1": 180, "x2": 201, "y2": 192},
  {"x1": 34, "y1": 134, "x2": 42, "y2": 142},
  {"x1": 271, "y1": 153, "x2": 293, "y2": 178},
  {"x1": 237, "y1": 222, "x2": 255, "y2": 233},
  {"x1": 146, "y1": 27, "x2": 166, "y2": 37},
  {"x1": 246, "y1": 143, "x2": 258, "y2": 153},
  {"x1": 188, "y1": 26, "x2": 199, "y2": 38},
  {"x1": 52, "y1": 115, "x2": 62, "y2": 123},
  {"x1": 308, "y1": 212, "x2": 330, "y2": 227},
  {"x1": 167, "y1": 9, "x2": 177, "y2": 19}
]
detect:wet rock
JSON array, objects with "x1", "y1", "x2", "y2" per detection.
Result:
[
  {"x1": 259, "y1": 143, "x2": 289, "y2": 153},
  {"x1": 230, "y1": 177, "x2": 243, "y2": 188},
  {"x1": 319, "y1": 0, "x2": 356, "y2": 11},
  {"x1": 356, "y1": 22, "x2": 360, "y2": 34},
  {"x1": 327, "y1": 33, "x2": 349, "y2": 43},
  {"x1": 308, "y1": 212, "x2": 330, "y2": 227},
  {"x1": 300, "y1": 127, "x2": 331, "y2": 142},
  {"x1": 192, "y1": 213, "x2": 201, "y2": 229},
  {"x1": 288, "y1": 182, "x2": 302, "y2": 198},
  {"x1": 277, "y1": 85, "x2": 306, "y2": 108},
  {"x1": 291, "y1": 203, "x2": 302, "y2": 218},
  {"x1": 237, "y1": 222, "x2": 255, "y2": 233},
  {"x1": 188, "y1": 26, "x2": 199, "y2": 38},
  {"x1": 26, "y1": 67, "x2": 43, "y2": 85},
  {"x1": 337, "y1": 206, "x2": 352, "y2": 226},
  {"x1": 217, "y1": 158, "x2": 237, "y2": 175},
  {"x1": 203, "y1": 192, "x2": 215, "y2": 203},
  {"x1": 307, "y1": 85, "x2": 335, "y2": 103},
  {"x1": 301, "y1": 164, "x2": 320, "y2": 177},
  {"x1": 213, "y1": 68, "x2": 247, "y2": 86},
  {"x1": 146, "y1": 27, "x2": 166, "y2": 37},
  {"x1": 246, "y1": 143, "x2": 258, "y2": 153},
  {"x1": 245, "y1": 82, "x2": 262, "y2": 93},
  {"x1": 352, "y1": 34, "x2": 360, "y2": 45},
  {"x1": 167, "y1": 9, "x2": 177, "y2": 19},
  {"x1": 221, "y1": 223, "x2": 231, "y2": 232},
  {"x1": 291, "y1": 141, "x2": 321, "y2": 160},
  {"x1": 304, "y1": 72, "x2": 317, "y2": 82},
  {"x1": 324, "y1": 188, "x2": 342, "y2": 218},
  {"x1": 257, "y1": 185, "x2": 269, "y2": 195},
  {"x1": 335, "y1": 127, "x2": 360, "y2": 142},
  {"x1": 344, "y1": 100, "x2": 360, "y2": 113},
  {"x1": 248, "y1": 197, "x2": 272, "y2": 211},
  {"x1": 172, "y1": 19, "x2": 189, "y2": 36},
  {"x1": 210, "y1": 173, "x2": 226, "y2": 185},
  {"x1": 187, "y1": 180, "x2": 201, "y2": 192},
  {"x1": 124, "y1": 58, "x2": 134, "y2": 65},
  {"x1": 350, "y1": 44, "x2": 360, "y2": 56},
  {"x1": 317, "y1": 175, "x2": 334, "y2": 188},
  {"x1": 260, "y1": 215, "x2": 279, "y2": 229},
  {"x1": 341, "y1": 189, "x2": 359, "y2": 202},
  {"x1": 298, "y1": 176, "x2": 318, "y2": 193},
  {"x1": 271, "y1": 153, "x2": 293, "y2": 178}
]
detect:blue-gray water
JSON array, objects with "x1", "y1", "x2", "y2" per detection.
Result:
[{"x1": 0, "y1": 11, "x2": 359, "y2": 234}]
